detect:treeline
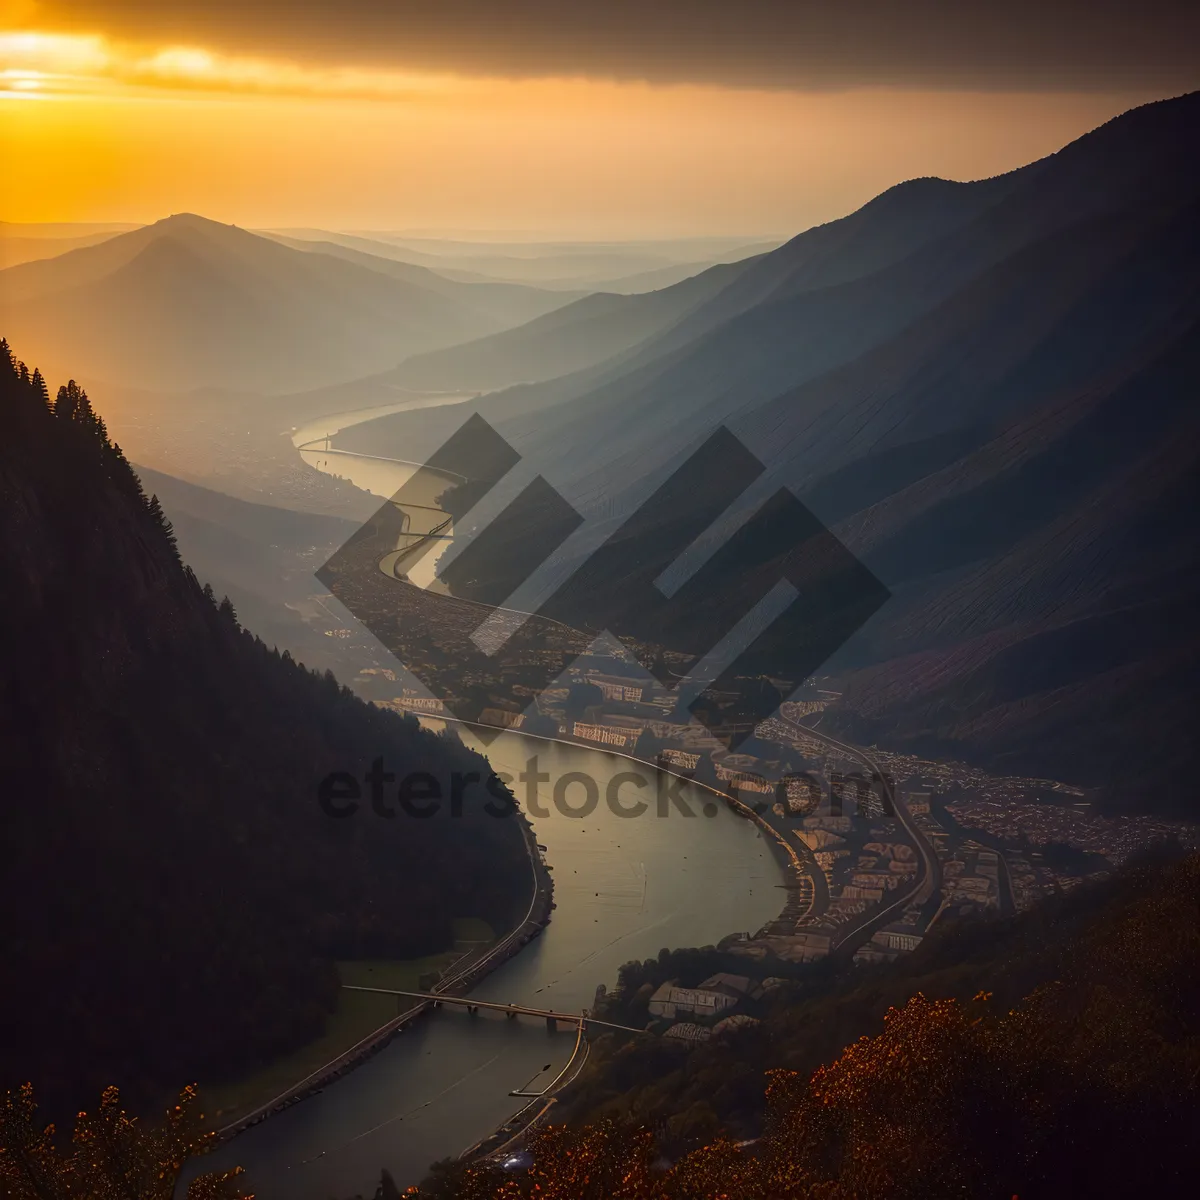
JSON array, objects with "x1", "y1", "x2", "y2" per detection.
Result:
[
  {"x1": 419, "y1": 850, "x2": 1200, "y2": 1198},
  {"x1": 0, "y1": 341, "x2": 530, "y2": 1121}
]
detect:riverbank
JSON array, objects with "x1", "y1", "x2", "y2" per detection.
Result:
[{"x1": 215, "y1": 813, "x2": 554, "y2": 1140}]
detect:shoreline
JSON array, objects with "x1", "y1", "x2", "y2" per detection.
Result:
[{"x1": 216, "y1": 810, "x2": 553, "y2": 1141}]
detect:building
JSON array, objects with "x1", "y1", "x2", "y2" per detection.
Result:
[
  {"x1": 572, "y1": 721, "x2": 633, "y2": 747},
  {"x1": 394, "y1": 695, "x2": 445, "y2": 713},
  {"x1": 843, "y1": 885, "x2": 884, "y2": 901},
  {"x1": 873, "y1": 928, "x2": 923, "y2": 953},
  {"x1": 780, "y1": 931, "x2": 834, "y2": 961},
  {"x1": 661, "y1": 748, "x2": 700, "y2": 771},
  {"x1": 648, "y1": 984, "x2": 738, "y2": 1019},
  {"x1": 906, "y1": 792, "x2": 932, "y2": 815},
  {"x1": 478, "y1": 708, "x2": 525, "y2": 729},
  {"x1": 663, "y1": 1022, "x2": 711, "y2": 1043},
  {"x1": 697, "y1": 973, "x2": 755, "y2": 999},
  {"x1": 716, "y1": 765, "x2": 773, "y2": 793},
  {"x1": 850, "y1": 872, "x2": 896, "y2": 891},
  {"x1": 589, "y1": 675, "x2": 644, "y2": 703},
  {"x1": 802, "y1": 815, "x2": 852, "y2": 833}
]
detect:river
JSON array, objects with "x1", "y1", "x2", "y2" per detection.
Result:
[{"x1": 195, "y1": 403, "x2": 787, "y2": 1198}]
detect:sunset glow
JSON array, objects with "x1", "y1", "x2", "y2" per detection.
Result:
[{"x1": 0, "y1": 22, "x2": 1173, "y2": 234}]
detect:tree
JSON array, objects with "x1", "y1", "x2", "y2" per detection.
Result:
[
  {"x1": 145, "y1": 494, "x2": 180, "y2": 558},
  {"x1": 0, "y1": 1083, "x2": 251, "y2": 1200},
  {"x1": 29, "y1": 368, "x2": 49, "y2": 408},
  {"x1": 218, "y1": 596, "x2": 239, "y2": 629}
]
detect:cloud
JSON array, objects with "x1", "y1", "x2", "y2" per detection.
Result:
[
  {"x1": 0, "y1": 28, "x2": 464, "y2": 100},
  {"x1": 22, "y1": 1, "x2": 1200, "y2": 92}
]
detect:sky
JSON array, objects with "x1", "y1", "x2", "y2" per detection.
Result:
[{"x1": 1, "y1": 2, "x2": 1197, "y2": 237}]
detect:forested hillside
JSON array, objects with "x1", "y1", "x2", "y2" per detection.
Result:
[{"x1": 0, "y1": 340, "x2": 529, "y2": 1120}]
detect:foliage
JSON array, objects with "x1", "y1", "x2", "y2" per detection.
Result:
[{"x1": 0, "y1": 1083, "x2": 250, "y2": 1200}]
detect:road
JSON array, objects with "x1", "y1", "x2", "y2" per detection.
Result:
[{"x1": 775, "y1": 718, "x2": 942, "y2": 956}]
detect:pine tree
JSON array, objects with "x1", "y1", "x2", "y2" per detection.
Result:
[
  {"x1": 53, "y1": 381, "x2": 77, "y2": 422},
  {"x1": 218, "y1": 596, "x2": 239, "y2": 629},
  {"x1": 145, "y1": 494, "x2": 180, "y2": 558},
  {"x1": 29, "y1": 368, "x2": 49, "y2": 409}
]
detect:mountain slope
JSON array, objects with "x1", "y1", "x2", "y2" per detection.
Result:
[
  {"x1": 264, "y1": 230, "x2": 777, "y2": 289},
  {"x1": 0, "y1": 343, "x2": 530, "y2": 1118},
  {"x1": 0, "y1": 224, "x2": 133, "y2": 269},
  {"x1": 0, "y1": 215, "x2": 566, "y2": 393},
  {"x1": 265, "y1": 232, "x2": 585, "y2": 326},
  {"x1": 337, "y1": 92, "x2": 1200, "y2": 810},
  {"x1": 342, "y1": 256, "x2": 759, "y2": 396},
  {"x1": 130, "y1": 464, "x2": 361, "y2": 664},
  {"x1": 476, "y1": 91, "x2": 1200, "y2": 503}
]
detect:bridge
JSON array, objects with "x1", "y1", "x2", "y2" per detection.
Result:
[{"x1": 340, "y1": 986, "x2": 646, "y2": 1034}]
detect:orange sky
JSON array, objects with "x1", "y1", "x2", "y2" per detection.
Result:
[{"x1": 0, "y1": 26, "x2": 1177, "y2": 237}]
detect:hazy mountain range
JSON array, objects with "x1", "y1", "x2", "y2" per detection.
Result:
[
  {"x1": 0, "y1": 215, "x2": 583, "y2": 393},
  {"x1": 261, "y1": 229, "x2": 780, "y2": 291},
  {"x1": 326, "y1": 254, "x2": 760, "y2": 395},
  {"x1": 338, "y1": 90, "x2": 1200, "y2": 810},
  {"x1": 0, "y1": 221, "x2": 142, "y2": 269},
  {"x1": 0, "y1": 217, "x2": 775, "y2": 397}
]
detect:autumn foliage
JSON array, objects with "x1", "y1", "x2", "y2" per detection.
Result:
[{"x1": 0, "y1": 1083, "x2": 250, "y2": 1200}]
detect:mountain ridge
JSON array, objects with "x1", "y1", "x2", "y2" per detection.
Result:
[{"x1": 0, "y1": 215, "x2": 578, "y2": 393}]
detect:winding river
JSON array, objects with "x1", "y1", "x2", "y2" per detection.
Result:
[{"x1": 198, "y1": 402, "x2": 787, "y2": 1198}]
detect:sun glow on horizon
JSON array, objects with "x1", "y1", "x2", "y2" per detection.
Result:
[{"x1": 0, "y1": 25, "x2": 1168, "y2": 236}]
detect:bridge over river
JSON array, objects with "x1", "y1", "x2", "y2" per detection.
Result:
[{"x1": 341, "y1": 986, "x2": 646, "y2": 1035}]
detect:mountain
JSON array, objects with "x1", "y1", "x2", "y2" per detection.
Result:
[
  {"x1": 479, "y1": 92, "x2": 1200, "y2": 503},
  {"x1": 332, "y1": 256, "x2": 760, "y2": 396},
  {"x1": 0, "y1": 342, "x2": 531, "y2": 1119},
  {"x1": 324, "y1": 166, "x2": 1035, "y2": 466},
  {"x1": 0, "y1": 221, "x2": 136, "y2": 269},
  {"x1": 0, "y1": 215, "x2": 574, "y2": 394},
  {"x1": 130, "y1": 464, "x2": 361, "y2": 668},
  {"x1": 264, "y1": 230, "x2": 779, "y2": 290},
  {"x1": 335, "y1": 92, "x2": 1200, "y2": 809},
  {"x1": 264, "y1": 232, "x2": 586, "y2": 325}
]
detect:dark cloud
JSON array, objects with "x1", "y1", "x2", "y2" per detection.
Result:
[{"x1": 36, "y1": 1, "x2": 1200, "y2": 91}]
